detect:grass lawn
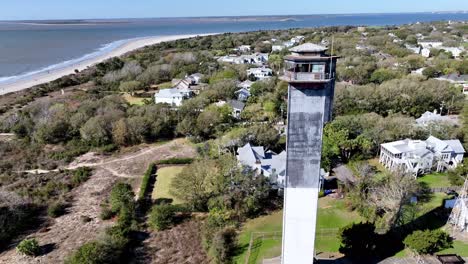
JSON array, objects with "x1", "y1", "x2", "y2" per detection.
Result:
[
  {"x1": 316, "y1": 197, "x2": 363, "y2": 253},
  {"x1": 234, "y1": 211, "x2": 283, "y2": 264},
  {"x1": 122, "y1": 93, "x2": 147, "y2": 106},
  {"x1": 151, "y1": 166, "x2": 186, "y2": 204},
  {"x1": 439, "y1": 240, "x2": 468, "y2": 256},
  {"x1": 417, "y1": 173, "x2": 452, "y2": 189},
  {"x1": 234, "y1": 197, "x2": 363, "y2": 263},
  {"x1": 395, "y1": 240, "x2": 468, "y2": 257}
]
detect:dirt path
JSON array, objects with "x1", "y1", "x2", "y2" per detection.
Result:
[{"x1": 0, "y1": 139, "x2": 196, "y2": 264}]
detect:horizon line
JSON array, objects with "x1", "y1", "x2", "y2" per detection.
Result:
[{"x1": 1, "y1": 10, "x2": 468, "y2": 22}]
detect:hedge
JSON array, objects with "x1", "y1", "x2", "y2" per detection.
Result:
[
  {"x1": 138, "y1": 163, "x2": 157, "y2": 200},
  {"x1": 155, "y1": 158, "x2": 194, "y2": 165}
]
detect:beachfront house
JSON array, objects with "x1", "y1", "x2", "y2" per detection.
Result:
[
  {"x1": 218, "y1": 53, "x2": 269, "y2": 65},
  {"x1": 379, "y1": 136, "x2": 465, "y2": 176},
  {"x1": 247, "y1": 67, "x2": 273, "y2": 80},
  {"x1": 154, "y1": 88, "x2": 193, "y2": 107}
]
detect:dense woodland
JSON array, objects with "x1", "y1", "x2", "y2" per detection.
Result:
[{"x1": 0, "y1": 21, "x2": 467, "y2": 262}]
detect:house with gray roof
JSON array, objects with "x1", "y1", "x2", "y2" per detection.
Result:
[
  {"x1": 236, "y1": 143, "x2": 287, "y2": 187},
  {"x1": 236, "y1": 143, "x2": 327, "y2": 188},
  {"x1": 416, "y1": 111, "x2": 459, "y2": 127},
  {"x1": 154, "y1": 87, "x2": 193, "y2": 107},
  {"x1": 228, "y1": 100, "x2": 245, "y2": 118},
  {"x1": 379, "y1": 136, "x2": 465, "y2": 176}
]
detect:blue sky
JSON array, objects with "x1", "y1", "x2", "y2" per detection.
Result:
[{"x1": 1, "y1": 0, "x2": 468, "y2": 20}]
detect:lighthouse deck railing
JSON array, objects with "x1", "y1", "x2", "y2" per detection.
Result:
[{"x1": 282, "y1": 71, "x2": 332, "y2": 82}]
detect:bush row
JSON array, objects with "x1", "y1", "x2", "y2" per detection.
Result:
[
  {"x1": 155, "y1": 158, "x2": 194, "y2": 165},
  {"x1": 138, "y1": 163, "x2": 156, "y2": 200}
]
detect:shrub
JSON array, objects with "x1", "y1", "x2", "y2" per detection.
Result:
[
  {"x1": 318, "y1": 190, "x2": 325, "y2": 198},
  {"x1": 403, "y1": 229, "x2": 453, "y2": 255},
  {"x1": 100, "y1": 206, "x2": 114, "y2": 220},
  {"x1": 65, "y1": 241, "x2": 117, "y2": 264},
  {"x1": 16, "y1": 238, "x2": 41, "y2": 256},
  {"x1": 210, "y1": 227, "x2": 237, "y2": 264},
  {"x1": 138, "y1": 163, "x2": 156, "y2": 200},
  {"x1": 109, "y1": 182, "x2": 135, "y2": 214},
  {"x1": 155, "y1": 158, "x2": 194, "y2": 165},
  {"x1": 148, "y1": 204, "x2": 176, "y2": 231},
  {"x1": 71, "y1": 167, "x2": 92, "y2": 187},
  {"x1": 47, "y1": 202, "x2": 67, "y2": 218}
]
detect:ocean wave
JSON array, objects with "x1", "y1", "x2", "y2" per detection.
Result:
[{"x1": 0, "y1": 37, "x2": 145, "y2": 85}]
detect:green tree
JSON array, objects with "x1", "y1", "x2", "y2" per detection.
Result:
[
  {"x1": 148, "y1": 204, "x2": 176, "y2": 231},
  {"x1": 403, "y1": 230, "x2": 452, "y2": 255},
  {"x1": 210, "y1": 227, "x2": 238, "y2": 264},
  {"x1": 338, "y1": 222, "x2": 377, "y2": 260},
  {"x1": 119, "y1": 80, "x2": 142, "y2": 94}
]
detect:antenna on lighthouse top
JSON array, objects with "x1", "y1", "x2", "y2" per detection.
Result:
[{"x1": 329, "y1": 36, "x2": 334, "y2": 79}]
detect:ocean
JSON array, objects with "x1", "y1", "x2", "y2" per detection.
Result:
[{"x1": 0, "y1": 13, "x2": 467, "y2": 84}]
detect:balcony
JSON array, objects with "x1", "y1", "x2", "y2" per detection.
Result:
[{"x1": 280, "y1": 71, "x2": 332, "y2": 83}]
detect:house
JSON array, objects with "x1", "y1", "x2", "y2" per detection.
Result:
[
  {"x1": 154, "y1": 88, "x2": 193, "y2": 107},
  {"x1": 411, "y1": 67, "x2": 425, "y2": 75},
  {"x1": 236, "y1": 143, "x2": 327, "y2": 188},
  {"x1": 415, "y1": 111, "x2": 458, "y2": 126},
  {"x1": 247, "y1": 67, "x2": 273, "y2": 80},
  {"x1": 291, "y1": 36, "x2": 305, "y2": 44},
  {"x1": 421, "y1": 48, "x2": 431, "y2": 58},
  {"x1": 173, "y1": 79, "x2": 191, "y2": 90},
  {"x1": 217, "y1": 53, "x2": 269, "y2": 65},
  {"x1": 418, "y1": 41, "x2": 443, "y2": 49},
  {"x1": 236, "y1": 143, "x2": 286, "y2": 187},
  {"x1": 235, "y1": 88, "x2": 251, "y2": 101},
  {"x1": 186, "y1": 73, "x2": 204, "y2": 85},
  {"x1": 283, "y1": 41, "x2": 295, "y2": 48},
  {"x1": 405, "y1": 44, "x2": 421, "y2": 54},
  {"x1": 235, "y1": 45, "x2": 251, "y2": 53},
  {"x1": 272, "y1": 45, "x2": 286, "y2": 52},
  {"x1": 379, "y1": 136, "x2": 465, "y2": 176},
  {"x1": 436, "y1": 74, "x2": 468, "y2": 94},
  {"x1": 237, "y1": 80, "x2": 254, "y2": 90},
  {"x1": 228, "y1": 100, "x2": 245, "y2": 118},
  {"x1": 439, "y1": 47, "x2": 464, "y2": 58}
]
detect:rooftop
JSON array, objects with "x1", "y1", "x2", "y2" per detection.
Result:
[{"x1": 289, "y1": 43, "x2": 328, "y2": 53}]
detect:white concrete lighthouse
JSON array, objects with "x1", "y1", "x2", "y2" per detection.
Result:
[{"x1": 281, "y1": 43, "x2": 339, "y2": 264}]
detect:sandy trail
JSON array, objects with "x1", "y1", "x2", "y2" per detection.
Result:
[{"x1": 0, "y1": 139, "x2": 196, "y2": 264}]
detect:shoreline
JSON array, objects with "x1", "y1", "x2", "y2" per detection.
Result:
[{"x1": 0, "y1": 34, "x2": 212, "y2": 95}]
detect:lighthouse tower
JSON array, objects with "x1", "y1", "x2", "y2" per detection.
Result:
[{"x1": 280, "y1": 43, "x2": 339, "y2": 264}]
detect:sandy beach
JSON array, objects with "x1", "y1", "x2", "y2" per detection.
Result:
[{"x1": 0, "y1": 34, "x2": 211, "y2": 95}]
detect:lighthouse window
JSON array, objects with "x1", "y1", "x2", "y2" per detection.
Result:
[{"x1": 312, "y1": 64, "x2": 325, "y2": 73}]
